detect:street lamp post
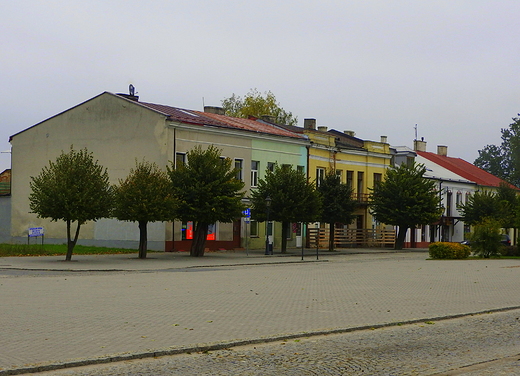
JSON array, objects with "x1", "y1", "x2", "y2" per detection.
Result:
[{"x1": 265, "y1": 196, "x2": 272, "y2": 255}]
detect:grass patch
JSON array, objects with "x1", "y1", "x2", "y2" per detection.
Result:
[
  {"x1": 0, "y1": 243, "x2": 141, "y2": 257},
  {"x1": 468, "y1": 255, "x2": 520, "y2": 260}
]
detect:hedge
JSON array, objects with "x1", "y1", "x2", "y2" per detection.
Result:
[{"x1": 429, "y1": 242, "x2": 471, "y2": 259}]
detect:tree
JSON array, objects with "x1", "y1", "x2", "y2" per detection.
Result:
[
  {"x1": 221, "y1": 88, "x2": 298, "y2": 126},
  {"x1": 369, "y1": 163, "x2": 442, "y2": 250},
  {"x1": 250, "y1": 164, "x2": 321, "y2": 253},
  {"x1": 167, "y1": 145, "x2": 245, "y2": 257},
  {"x1": 496, "y1": 183, "x2": 518, "y2": 230},
  {"x1": 29, "y1": 147, "x2": 113, "y2": 261},
  {"x1": 468, "y1": 218, "x2": 502, "y2": 258},
  {"x1": 475, "y1": 115, "x2": 520, "y2": 188},
  {"x1": 317, "y1": 170, "x2": 357, "y2": 251},
  {"x1": 458, "y1": 190, "x2": 501, "y2": 226},
  {"x1": 458, "y1": 185, "x2": 517, "y2": 229},
  {"x1": 113, "y1": 160, "x2": 175, "y2": 259}
]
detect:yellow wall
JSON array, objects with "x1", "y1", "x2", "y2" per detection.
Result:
[{"x1": 305, "y1": 130, "x2": 391, "y2": 230}]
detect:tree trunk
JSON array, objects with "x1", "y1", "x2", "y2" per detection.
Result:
[
  {"x1": 138, "y1": 220, "x2": 148, "y2": 259},
  {"x1": 65, "y1": 219, "x2": 81, "y2": 261},
  {"x1": 281, "y1": 221, "x2": 288, "y2": 253},
  {"x1": 328, "y1": 222, "x2": 335, "y2": 252},
  {"x1": 190, "y1": 222, "x2": 209, "y2": 257},
  {"x1": 395, "y1": 226, "x2": 408, "y2": 250}
]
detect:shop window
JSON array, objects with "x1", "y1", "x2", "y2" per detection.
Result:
[{"x1": 181, "y1": 222, "x2": 216, "y2": 241}]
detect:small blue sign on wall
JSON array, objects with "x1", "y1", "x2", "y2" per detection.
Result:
[{"x1": 28, "y1": 227, "x2": 44, "y2": 237}]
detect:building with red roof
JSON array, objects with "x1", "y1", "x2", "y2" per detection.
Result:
[{"x1": 401, "y1": 139, "x2": 516, "y2": 247}]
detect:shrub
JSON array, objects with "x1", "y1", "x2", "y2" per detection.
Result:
[
  {"x1": 429, "y1": 242, "x2": 471, "y2": 259},
  {"x1": 468, "y1": 218, "x2": 502, "y2": 258},
  {"x1": 499, "y1": 245, "x2": 520, "y2": 257}
]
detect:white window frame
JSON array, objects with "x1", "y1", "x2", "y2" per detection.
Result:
[{"x1": 251, "y1": 160, "x2": 259, "y2": 187}]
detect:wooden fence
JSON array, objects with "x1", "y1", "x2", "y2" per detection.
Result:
[{"x1": 307, "y1": 228, "x2": 395, "y2": 248}]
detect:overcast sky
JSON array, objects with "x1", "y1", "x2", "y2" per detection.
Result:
[{"x1": 2, "y1": 1, "x2": 519, "y2": 172}]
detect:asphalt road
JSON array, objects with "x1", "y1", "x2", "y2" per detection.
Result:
[{"x1": 30, "y1": 309, "x2": 520, "y2": 375}]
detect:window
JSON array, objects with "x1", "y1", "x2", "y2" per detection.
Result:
[
  {"x1": 456, "y1": 191, "x2": 463, "y2": 207},
  {"x1": 234, "y1": 159, "x2": 243, "y2": 181},
  {"x1": 251, "y1": 161, "x2": 259, "y2": 187},
  {"x1": 250, "y1": 220, "x2": 258, "y2": 237},
  {"x1": 446, "y1": 189, "x2": 452, "y2": 216},
  {"x1": 346, "y1": 170, "x2": 354, "y2": 188},
  {"x1": 357, "y1": 171, "x2": 364, "y2": 199},
  {"x1": 281, "y1": 163, "x2": 291, "y2": 170},
  {"x1": 267, "y1": 162, "x2": 275, "y2": 172},
  {"x1": 175, "y1": 152, "x2": 186, "y2": 167},
  {"x1": 373, "y1": 173, "x2": 382, "y2": 186},
  {"x1": 465, "y1": 192, "x2": 471, "y2": 204},
  {"x1": 182, "y1": 222, "x2": 217, "y2": 240},
  {"x1": 297, "y1": 165, "x2": 305, "y2": 174},
  {"x1": 316, "y1": 168, "x2": 325, "y2": 187},
  {"x1": 336, "y1": 170, "x2": 343, "y2": 182}
]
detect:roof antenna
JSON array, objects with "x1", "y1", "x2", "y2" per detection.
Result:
[
  {"x1": 202, "y1": 97, "x2": 205, "y2": 109},
  {"x1": 414, "y1": 124, "x2": 418, "y2": 140}
]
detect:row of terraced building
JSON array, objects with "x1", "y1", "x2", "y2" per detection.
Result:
[{"x1": 1, "y1": 91, "x2": 514, "y2": 251}]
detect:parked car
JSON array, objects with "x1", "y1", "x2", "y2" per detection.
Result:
[
  {"x1": 501, "y1": 234, "x2": 511, "y2": 246},
  {"x1": 461, "y1": 234, "x2": 511, "y2": 246}
]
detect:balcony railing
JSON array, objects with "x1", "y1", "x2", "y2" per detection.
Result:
[{"x1": 353, "y1": 193, "x2": 370, "y2": 204}]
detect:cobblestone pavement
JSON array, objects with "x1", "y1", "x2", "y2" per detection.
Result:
[
  {"x1": 1, "y1": 251, "x2": 520, "y2": 375},
  {"x1": 30, "y1": 309, "x2": 520, "y2": 375}
]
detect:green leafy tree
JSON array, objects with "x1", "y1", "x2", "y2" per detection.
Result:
[
  {"x1": 167, "y1": 145, "x2": 245, "y2": 257},
  {"x1": 458, "y1": 190, "x2": 501, "y2": 226},
  {"x1": 113, "y1": 160, "x2": 175, "y2": 259},
  {"x1": 317, "y1": 170, "x2": 357, "y2": 251},
  {"x1": 251, "y1": 164, "x2": 321, "y2": 253},
  {"x1": 369, "y1": 163, "x2": 442, "y2": 250},
  {"x1": 459, "y1": 186, "x2": 517, "y2": 229},
  {"x1": 221, "y1": 88, "x2": 298, "y2": 126},
  {"x1": 475, "y1": 116, "x2": 520, "y2": 188},
  {"x1": 496, "y1": 183, "x2": 518, "y2": 230},
  {"x1": 468, "y1": 218, "x2": 502, "y2": 258},
  {"x1": 29, "y1": 147, "x2": 113, "y2": 261}
]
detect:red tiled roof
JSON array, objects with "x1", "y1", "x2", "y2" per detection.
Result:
[
  {"x1": 416, "y1": 151, "x2": 516, "y2": 189},
  {"x1": 138, "y1": 101, "x2": 304, "y2": 139},
  {"x1": 195, "y1": 111, "x2": 305, "y2": 139}
]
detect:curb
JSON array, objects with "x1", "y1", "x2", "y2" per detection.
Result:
[
  {"x1": 0, "y1": 259, "x2": 329, "y2": 273},
  {"x1": 3, "y1": 305, "x2": 520, "y2": 375}
]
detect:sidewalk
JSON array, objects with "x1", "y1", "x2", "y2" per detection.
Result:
[
  {"x1": 0, "y1": 247, "x2": 425, "y2": 271},
  {"x1": 2, "y1": 249, "x2": 519, "y2": 375}
]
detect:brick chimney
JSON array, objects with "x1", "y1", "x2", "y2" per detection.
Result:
[
  {"x1": 437, "y1": 145, "x2": 448, "y2": 156},
  {"x1": 204, "y1": 106, "x2": 226, "y2": 115},
  {"x1": 414, "y1": 138, "x2": 427, "y2": 152},
  {"x1": 317, "y1": 126, "x2": 328, "y2": 132},
  {"x1": 304, "y1": 118, "x2": 316, "y2": 130},
  {"x1": 380, "y1": 136, "x2": 388, "y2": 143},
  {"x1": 344, "y1": 130, "x2": 356, "y2": 137}
]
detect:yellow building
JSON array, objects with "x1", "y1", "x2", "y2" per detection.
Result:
[{"x1": 281, "y1": 119, "x2": 393, "y2": 246}]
